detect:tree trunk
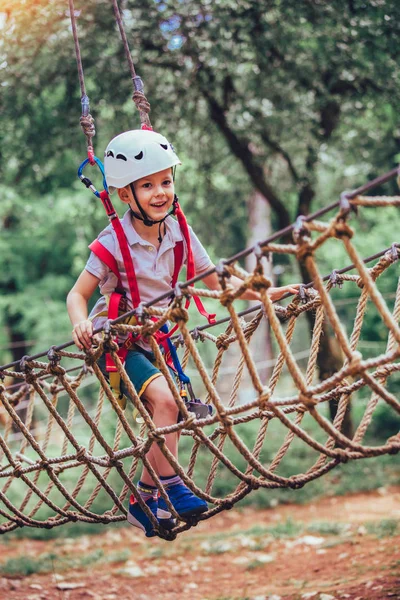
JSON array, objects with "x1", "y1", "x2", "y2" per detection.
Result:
[
  {"x1": 245, "y1": 190, "x2": 273, "y2": 384},
  {"x1": 199, "y1": 83, "x2": 353, "y2": 436}
]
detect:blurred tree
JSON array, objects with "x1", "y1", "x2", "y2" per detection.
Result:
[{"x1": 1, "y1": 0, "x2": 399, "y2": 434}]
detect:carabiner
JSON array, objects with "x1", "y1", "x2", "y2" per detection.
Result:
[{"x1": 77, "y1": 157, "x2": 108, "y2": 198}]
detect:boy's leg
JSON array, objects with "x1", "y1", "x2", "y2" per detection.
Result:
[
  {"x1": 142, "y1": 376, "x2": 207, "y2": 518},
  {"x1": 122, "y1": 349, "x2": 207, "y2": 520},
  {"x1": 140, "y1": 375, "x2": 179, "y2": 483}
]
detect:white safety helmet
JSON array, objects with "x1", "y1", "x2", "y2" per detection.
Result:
[{"x1": 104, "y1": 129, "x2": 181, "y2": 193}]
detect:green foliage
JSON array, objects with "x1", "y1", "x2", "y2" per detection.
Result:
[
  {"x1": 2, "y1": 0, "x2": 400, "y2": 358},
  {"x1": 366, "y1": 519, "x2": 399, "y2": 538},
  {"x1": 366, "y1": 401, "x2": 400, "y2": 440},
  {"x1": 0, "y1": 2, "x2": 399, "y2": 543},
  {"x1": 0, "y1": 548, "x2": 105, "y2": 576}
]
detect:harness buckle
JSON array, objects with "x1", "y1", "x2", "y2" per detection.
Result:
[{"x1": 183, "y1": 382, "x2": 213, "y2": 419}]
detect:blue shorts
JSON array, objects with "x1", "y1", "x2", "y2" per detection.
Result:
[{"x1": 98, "y1": 345, "x2": 162, "y2": 398}]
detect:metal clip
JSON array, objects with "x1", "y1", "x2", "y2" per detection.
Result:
[
  {"x1": 184, "y1": 382, "x2": 213, "y2": 418},
  {"x1": 19, "y1": 355, "x2": 31, "y2": 371},
  {"x1": 293, "y1": 215, "x2": 310, "y2": 243},
  {"x1": 215, "y1": 260, "x2": 230, "y2": 284},
  {"x1": 391, "y1": 243, "x2": 399, "y2": 262},
  {"x1": 330, "y1": 270, "x2": 343, "y2": 289},
  {"x1": 186, "y1": 381, "x2": 196, "y2": 401},
  {"x1": 133, "y1": 76, "x2": 144, "y2": 93},
  {"x1": 47, "y1": 346, "x2": 61, "y2": 365},
  {"x1": 174, "y1": 283, "x2": 183, "y2": 300},
  {"x1": 103, "y1": 320, "x2": 113, "y2": 339},
  {"x1": 253, "y1": 242, "x2": 264, "y2": 261},
  {"x1": 135, "y1": 302, "x2": 146, "y2": 324},
  {"x1": 298, "y1": 285, "x2": 307, "y2": 304},
  {"x1": 81, "y1": 94, "x2": 90, "y2": 117},
  {"x1": 191, "y1": 327, "x2": 200, "y2": 342},
  {"x1": 339, "y1": 191, "x2": 358, "y2": 219}
]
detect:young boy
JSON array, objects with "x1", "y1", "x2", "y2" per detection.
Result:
[{"x1": 67, "y1": 129, "x2": 298, "y2": 537}]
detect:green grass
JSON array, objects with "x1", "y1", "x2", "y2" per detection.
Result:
[
  {"x1": 0, "y1": 547, "x2": 130, "y2": 577},
  {"x1": 366, "y1": 519, "x2": 399, "y2": 538},
  {"x1": 246, "y1": 559, "x2": 267, "y2": 570},
  {"x1": 306, "y1": 521, "x2": 348, "y2": 535}
]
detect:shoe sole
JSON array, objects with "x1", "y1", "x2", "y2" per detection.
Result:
[
  {"x1": 127, "y1": 511, "x2": 156, "y2": 537},
  {"x1": 178, "y1": 504, "x2": 208, "y2": 518}
]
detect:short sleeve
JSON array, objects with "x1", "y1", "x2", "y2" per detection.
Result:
[
  {"x1": 85, "y1": 228, "x2": 115, "y2": 282},
  {"x1": 188, "y1": 226, "x2": 214, "y2": 275},
  {"x1": 85, "y1": 252, "x2": 109, "y2": 281}
]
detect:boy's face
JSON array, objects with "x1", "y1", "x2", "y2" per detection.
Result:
[{"x1": 118, "y1": 168, "x2": 174, "y2": 221}]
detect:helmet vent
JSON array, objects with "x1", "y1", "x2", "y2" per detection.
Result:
[
  {"x1": 116, "y1": 153, "x2": 127, "y2": 161},
  {"x1": 134, "y1": 151, "x2": 144, "y2": 160},
  {"x1": 106, "y1": 150, "x2": 114, "y2": 157},
  {"x1": 160, "y1": 144, "x2": 168, "y2": 150}
]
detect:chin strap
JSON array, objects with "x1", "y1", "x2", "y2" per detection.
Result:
[
  {"x1": 129, "y1": 183, "x2": 178, "y2": 242},
  {"x1": 129, "y1": 183, "x2": 177, "y2": 225}
]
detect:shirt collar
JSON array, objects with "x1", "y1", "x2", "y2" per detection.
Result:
[{"x1": 121, "y1": 209, "x2": 184, "y2": 247}]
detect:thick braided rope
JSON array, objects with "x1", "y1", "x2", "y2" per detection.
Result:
[{"x1": 0, "y1": 193, "x2": 400, "y2": 535}]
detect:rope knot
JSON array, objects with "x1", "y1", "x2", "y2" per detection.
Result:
[
  {"x1": 105, "y1": 339, "x2": 120, "y2": 354},
  {"x1": 169, "y1": 306, "x2": 189, "y2": 324},
  {"x1": 49, "y1": 382, "x2": 59, "y2": 395},
  {"x1": 132, "y1": 91, "x2": 151, "y2": 114},
  {"x1": 356, "y1": 276, "x2": 365, "y2": 289},
  {"x1": 258, "y1": 387, "x2": 272, "y2": 409},
  {"x1": 387, "y1": 433, "x2": 400, "y2": 454},
  {"x1": 299, "y1": 392, "x2": 317, "y2": 410},
  {"x1": 251, "y1": 274, "x2": 272, "y2": 291},
  {"x1": 296, "y1": 242, "x2": 314, "y2": 263},
  {"x1": 148, "y1": 430, "x2": 165, "y2": 443},
  {"x1": 79, "y1": 113, "x2": 96, "y2": 141},
  {"x1": 109, "y1": 457, "x2": 124, "y2": 469},
  {"x1": 348, "y1": 351, "x2": 363, "y2": 376},
  {"x1": 13, "y1": 462, "x2": 23, "y2": 478},
  {"x1": 219, "y1": 285, "x2": 235, "y2": 307},
  {"x1": 216, "y1": 333, "x2": 230, "y2": 351},
  {"x1": 284, "y1": 300, "x2": 301, "y2": 319},
  {"x1": 76, "y1": 446, "x2": 87, "y2": 462},
  {"x1": 48, "y1": 363, "x2": 65, "y2": 377},
  {"x1": 182, "y1": 412, "x2": 197, "y2": 428},
  {"x1": 333, "y1": 220, "x2": 354, "y2": 239},
  {"x1": 132, "y1": 91, "x2": 152, "y2": 128}
]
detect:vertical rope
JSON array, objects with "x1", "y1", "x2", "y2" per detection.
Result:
[
  {"x1": 110, "y1": 0, "x2": 152, "y2": 128},
  {"x1": 68, "y1": 0, "x2": 96, "y2": 157}
]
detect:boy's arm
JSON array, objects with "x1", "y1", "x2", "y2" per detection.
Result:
[
  {"x1": 67, "y1": 270, "x2": 100, "y2": 349},
  {"x1": 201, "y1": 271, "x2": 300, "y2": 302}
]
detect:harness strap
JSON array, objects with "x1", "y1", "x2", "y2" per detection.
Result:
[
  {"x1": 174, "y1": 201, "x2": 216, "y2": 325},
  {"x1": 171, "y1": 240, "x2": 183, "y2": 287},
  {"x1": 99, "y1": 191, "x2": 141, "y2": 308},
  {"x1": 89, "y1": 239, "x2": 121, "y2": 283}
]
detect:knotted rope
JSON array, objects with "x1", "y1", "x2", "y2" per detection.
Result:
[{"x1": 1, "y1": 178, "x2": 399, "y2": 538}]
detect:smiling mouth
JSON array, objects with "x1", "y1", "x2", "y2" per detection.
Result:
[{"x1": 150, "y1": 201, "x2": 167, "y2": 208}]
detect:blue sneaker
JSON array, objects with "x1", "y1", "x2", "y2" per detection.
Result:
[
  {"x1": 158, "y1": 483, "x2": 208, "y2": 518},
  {"x1": 127, "y1": 495, "x2": 175, "y2": 537}
]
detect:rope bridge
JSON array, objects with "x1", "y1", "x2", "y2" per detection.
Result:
[{"x1": 0, "y1": 182, "x2": 400, "y2": 540}]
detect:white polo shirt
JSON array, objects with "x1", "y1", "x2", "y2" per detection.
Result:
[{"x1": 85, "y1": 210, "x2": 213, "y2": 345}]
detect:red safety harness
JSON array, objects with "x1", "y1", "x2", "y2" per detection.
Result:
[{"x1": 91, "y1": 190, "x2": 216, "y2": 388}]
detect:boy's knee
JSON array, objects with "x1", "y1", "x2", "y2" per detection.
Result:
[
  {"x1": 151, "y1": 390, "x2": 179, "y2": 417},
  {"x1": 162, "y1": 392, "x2": 180, "y2": 416}
]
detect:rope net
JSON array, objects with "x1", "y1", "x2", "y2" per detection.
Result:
[{"x1": 0, "y1": 191, "x2": 399, "y2": 540}]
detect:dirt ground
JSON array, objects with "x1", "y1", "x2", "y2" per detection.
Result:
[{"x1": 0, "y1": 487, "x2": 399, "y2": 600}]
